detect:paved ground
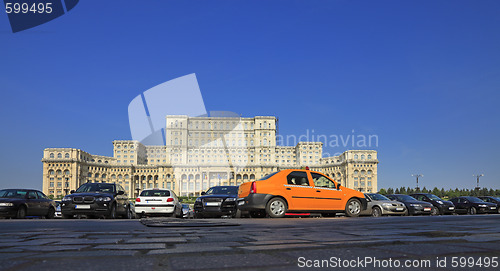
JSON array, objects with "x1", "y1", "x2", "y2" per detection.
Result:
[{"x1": 0, "y1": 215, "x2": 499, "y2": 270}]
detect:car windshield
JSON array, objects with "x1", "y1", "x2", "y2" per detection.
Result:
[
  {"x1": 396, "y1": 195, "x2": 418, "y2": 201},
  {"x1": 140, "y1": 190, "x2": 170, "y2": 197},
  {"x1": 427, "y1": 194, "x2": 443, "y2": 201},
  {"x1": 493, "y1": 197, "x2": 500, "y2": 201},
  {"x1": 259, "y1": 172, "x2": 278, "y2": 180},
  {"x1": 76, "y1": 183, "x2": 115, "y2": 193},
  {"x1": 205, "y1": 186, "x2": 238, "y2": 195},
  {"x1": 0, "y1": 189, "x2": 27, "y2": 198},
  {"x1": 467, "y1": 197, "x2": 484, "y2": 203},
  {"x1": 367, "y1": 194, "x2": 390, "y2": 201}
]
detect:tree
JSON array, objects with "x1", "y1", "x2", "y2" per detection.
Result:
[
  {"x1": 387, "y1": 188, "x2": 394, "y2": 194},
  {"x1": 432, "y1": 187, "x2": 440, "y2": 197},
  {"x1": 378, "y1": 188, "x2": 387, "y2": 194}
]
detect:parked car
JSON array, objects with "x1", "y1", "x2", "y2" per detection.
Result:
[
  {"x1": 360, "y1": 193, "x2": 406, "y2": 217},
  {"x1": 134, "y1": 189, "x2": 182, "y2": 218},
  {"x1": 61, "y1": 183, "x2": 132, "y2": 219},
  {"x1": 237, "y1": 169, "x2": 367, "y2": 218},
  {"x1": 0, "y1": 189, "x2": 56, "y2": 219},
  {"x1": 478, "y1": 196, "x2": 500, "y2": 214},
  {"x1": 385, "y1": 194, "x2": 433, "y2": 216},
  {"x1": 182, "y1": 204, "x2": 195, "y2": 218},
  {"x1": 449, "y1": 196, "x2": 497, "y2": 215},
  {"x1": 194, "y1": 186, "x2": 240, "y2": 218},
  {"x1": 410, "y1": 193, "x2": 455, "y2": 215},
  {"x1": 54, "y1": 201, "x2": 62, "y2": 218}
]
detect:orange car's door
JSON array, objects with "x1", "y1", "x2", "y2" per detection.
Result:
[
  {"x1": 282, "y1": 171, "x2": 319, "y2": 211},
  {"x1": 310, "y1": 172, "x2": 344, "y2": 210}
]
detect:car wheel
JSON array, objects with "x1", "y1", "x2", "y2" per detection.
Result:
[
  {"x1": 45, "y1": 207, "x2": 55, "y2": 219},
  {"x1": 431, "y1": 207, "x2": 440, "y2": 216},
  {"x1": 468, "y1": 207, "x2": 477, "y2": 215},
  {"x1": 124, "y1": 207, "x2": 133, "y2": 219},
  {"x1": 170, "y1": 207, "x2": 178, "y2": 218},
  {"x1": 497, "y1": 208, "x2": 500, "y2": 214},
  {"x1": 232, "y1": 209, "x2": 241, "y2": 218},
  {"x1": 345, "y1": 198, "x2": 361, "y2": 217},
  {"x1": 249, "y1": 210, "x2": 266, "y2": 218},
  {"x1": 371, "y1": 206, "x2": 382, "y2": 217},
  {"x1": 107, "y1": 204, "x2": 117, "y2": 219},
  {"x1": 266, "y1": 198, "x2": 287, "y2": 218},
  {"x1": 16, "y1": 206, "x2": 26, "y2": 219}
]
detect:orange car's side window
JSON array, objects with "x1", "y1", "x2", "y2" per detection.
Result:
[
  {"x1": 311, "y1": 173, "x2": 336, "y2": 189},
  {"x1": 286, "y1": 171, "x2": 310, "y2": 186}
]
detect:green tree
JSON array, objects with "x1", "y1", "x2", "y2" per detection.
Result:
[
  {"x1": 378, "y1": 188, "x2": 387, "y2": 194},
  {"x1": 387, "y1": 188, "x2": 394, "y2": 194}
]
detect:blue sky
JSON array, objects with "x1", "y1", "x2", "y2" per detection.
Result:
[{"x1": 1, "y1": 0, "x2": 499, "y2": 191}]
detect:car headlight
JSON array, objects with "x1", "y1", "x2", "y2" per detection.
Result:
[
  {"x1": 382, "y1": 203, "x2": 392, "y2": 207},
  {"x1": 478, "y1": 204, "x2": 487, "y2": 207},
  {"x1": 62, "y1": 196, "x2": 72, "y2": 202},
  {"x1": 0, "y1": 203, "x2": 14, "y2": 207},
  {"x1": 96, "y1": 197, "x2": 112, "y2": 202},
  {"x1": 436, "y1": 201, "x2": 443, "y2": 204},
  {"x1": 225, "y1": 198, "x2": 236, "y2": 202},
  {"x1": 410, "y1": 204, "x2": 421, "y2": 207}
]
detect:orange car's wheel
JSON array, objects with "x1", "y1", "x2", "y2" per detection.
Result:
[
  {"x1": 266, "y1": 198, "x2": 287, "y2": 218},
  {"x1": 345, "y1": 198, "x2": 361, "y2": 217}
]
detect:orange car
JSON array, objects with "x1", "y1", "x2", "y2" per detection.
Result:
[{"x1": 237, "y1": 169, "x2": 367, "y2": 218}]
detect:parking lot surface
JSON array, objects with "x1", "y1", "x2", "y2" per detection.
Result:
[{"x1": 1, "y1": 215, "x2": 499, "y2": 270}]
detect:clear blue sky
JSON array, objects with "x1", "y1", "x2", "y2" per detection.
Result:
[{"x1": 1, "y1": 0, "x2": 499, "y2": 191}]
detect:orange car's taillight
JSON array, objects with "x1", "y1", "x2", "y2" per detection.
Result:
[{"x1": 250, "y1": 182, "x2": 257, "y2": 194}]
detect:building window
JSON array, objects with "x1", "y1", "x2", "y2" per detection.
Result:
[{"x1": 57, "y1": 153, "x2": 62, "y2": 159}]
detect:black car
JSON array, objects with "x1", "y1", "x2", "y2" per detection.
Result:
[
  {"x1": 194, "y1": 186, "x2": 240, "y2": 218},
  {"x1": 61, "y1": 183, "x2": 132, "y2": 219},
  {"x1": 0, "y1": 189, "x2": 56, "y2": 219},
  {"x1": 385, "y1": 194, "x2": 433, "y2": 215},
  {"x1": 478, "y1": 196, "x2": 500, "y2": 214},
  {"x1": 410, "y1": 193, "x2": 455, "y2": 215},
  {"x1": 450, "y1": 196, "x2": 497, "y2": 215}
]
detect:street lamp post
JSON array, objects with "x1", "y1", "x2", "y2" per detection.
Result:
[
  {"x1": 412, "y1": 174, "x2": 423, "y2": 190},
  {"x1": 473, "y1": 174, "x2": 484, "y2": 189}
]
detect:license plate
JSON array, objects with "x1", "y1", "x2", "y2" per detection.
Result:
[
  {"x1": 396, "y1": 207, "x2": 404, "y2": 211},
  {"x1": 424, "y1": 208, "x2": 431, "y2": 211},
  {"x1": 75, "y1": 205, "x2": 91, "y2": 209},
  {"x1": 449, "y1": 207, "x2": 455, "y2": 210},
  {"x1": 205, "y1": 202, "x2": 220, "y2": 206},
  {"x1": 490, "y1": 207, "x2": 496, "y2": 210}
]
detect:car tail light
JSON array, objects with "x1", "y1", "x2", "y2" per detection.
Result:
[
  {"x1": 167, "y1": 198, "x2": 174, "y2": 202},
  {"x1": 135, "y1": 198, "x2": 140, "y2": 202},
  {"x1": 250, "y1": 182, "x2": 257, "y2": 194}
]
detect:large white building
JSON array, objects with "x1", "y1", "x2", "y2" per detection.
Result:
[{"x1": 42, "y1": 115, "x2": 378, "y2": 198}]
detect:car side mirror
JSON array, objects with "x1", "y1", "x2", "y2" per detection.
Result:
[
  {"x1": 117, "y1": 191, "x2": 125, "y2": 195},
  {"x1": 336, "y1": 183, "x2": 341, "y2": 190},
  {"x1": 201, "y1": 192, "x2": 206, "y2": 195},
  {"x1": 70, "y1": 190, "x2": 75, "y2": 194}
]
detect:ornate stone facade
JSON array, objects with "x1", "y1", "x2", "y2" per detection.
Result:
[{"x1": 42, "y1": 116, "x2": 378, "y2": 198}]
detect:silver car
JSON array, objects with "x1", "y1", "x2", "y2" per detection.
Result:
[{"x1": 361, "y1": 193, "x2": 407, "y2": 217}]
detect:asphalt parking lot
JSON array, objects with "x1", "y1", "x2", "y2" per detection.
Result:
[{"x1": 0, "y1": 215, "x2": 499, "y2": 271}]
